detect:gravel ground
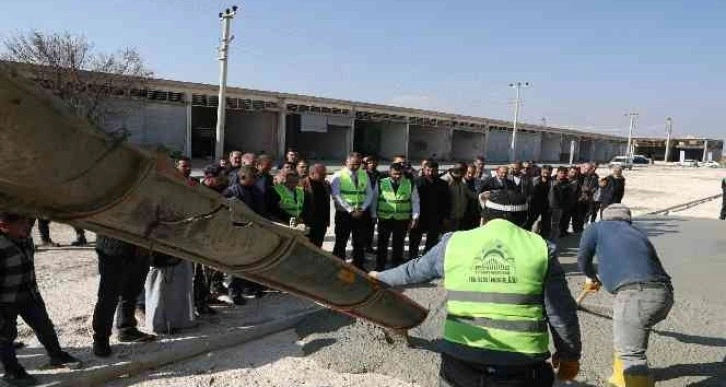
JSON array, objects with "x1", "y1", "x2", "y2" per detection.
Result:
[{"x1": 9, "y1": 165, "x2": 726, "y2": 386}]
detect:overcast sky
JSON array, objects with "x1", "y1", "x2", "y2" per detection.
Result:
[{"x1": 2, "y1": 0, "x2": 723, "y2": 139}]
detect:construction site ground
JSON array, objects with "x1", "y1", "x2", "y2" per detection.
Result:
[{"x1": 12, "y1": 165, "x2": 726, "y2": 386}]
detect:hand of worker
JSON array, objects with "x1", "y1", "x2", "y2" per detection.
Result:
[
  {"x1": 409, "y1": 219, "x2": 418, "y2": 230},
  {"x1": 551, "y1": 353, "x2": 580, "y2": 381},
  {"x1": 368, "y1": 271, "x2": 379, "y2": 279},
  {"x1": 583, "y1": 277, "x2": 601, "y2": 293}
]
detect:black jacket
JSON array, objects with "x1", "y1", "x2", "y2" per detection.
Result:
[
  {"x1": 581, "y1": 173, "x2": 600, "y2": 201},
  {"x1": 479, "y1": 176, "x2": 516, "y2": 193},
  {"x1": 599, "y1": 176, "x2": 625, "y2": 206},
  {"x1": 549, "y1": 179, "x2": 573, "y2": 210},
  {"x1": 223, "y1": 183, "x2": 268, "y2": 218},
  {"x1": 415, "y1": 176, "x2": 451, "y2": 227},
  {"x1": 507, "y1": 174, "x2": 533, "y2": 198},
  {"x1": 530, "y1": 176, "x2": 552, "y2": 210},
  {"x1": 301, "y1": 178, "x2": 331, "y2": 227}
]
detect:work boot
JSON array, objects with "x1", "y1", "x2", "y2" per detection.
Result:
[
  {"x1": 93, "y1": 339, "x2": 112, "y2": 358},
  {"x1": 117, "y1": 328, "x2": 156, "y2": 343},
  {"x1": 608, "y1": 353, "x2": 625, "y2": 387},
  {"x1": 49, "y1": 351, "x2": 83, "y2": 369},
  {"x1": 2, "y1": 367, "x2": 38, "y2": 386}
]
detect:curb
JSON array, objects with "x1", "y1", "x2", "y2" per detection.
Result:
[
  {"x1": 644, "y1": 193, "x2": 722, "y2": 216},
  {"x1": 48, "y1": 308, "x2": 320, "y2": 387}
]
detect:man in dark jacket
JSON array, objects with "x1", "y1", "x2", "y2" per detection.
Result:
[
  {"x1": 525, "y1": 165, "x2": 553, "y2": 234},
  {"x1": 92, "y1": 235, "x2": 155, "y2": 357},
  {"x1": 577, "y1": 204, "x2": 672, "y2": 386},
  {"x1": 580, "y1": 163, "x2": 600, "y2": 225},
  {"x1": 1, "y1": 213, "x2": 82, "y2": 385},
  {"x1": 363, "y1": 155, "x2": 383, "y2": 253},
  {"x1": 548, "y1": 167, "x2": 572, "y2": 243},
  {"x1": 560, "y1": 166, "x2": 582, "y2": 236},
  {"x1": 301, "y1": 164, "x2": 331, "y2": 248},
  {"x1": 222, "y1": 165, "x2": 268, "y2": 302},
  {"x1": 599, "y1": 166, "x2": 626, "y2": 212},
  {"x1": 408, "y1": 160, "x2": 450, "y2": 260},
  {"x1": 507, "y1": 162, "x2": 533, "y2": 198},
  {"x1": 479, "y1": 166, "x2": 516, "y2": 193}
]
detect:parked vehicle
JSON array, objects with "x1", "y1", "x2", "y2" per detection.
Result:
[
  {"x1": 677, "y1": 159, "x2": 699, "y2": 167},
  {"x1": 608, "y1": 156, "x2": 633, "y2": 170},
  {"x1": 698, "y1": 161, "x2": 720, "y2": 168},
  {"x1": 632, "y1": 155, "x2": 651, "y2": 165}
]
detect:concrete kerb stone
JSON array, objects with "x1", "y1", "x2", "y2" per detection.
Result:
[{"x1": 47, "y1": 308, "x2": 320, "y2": 387}]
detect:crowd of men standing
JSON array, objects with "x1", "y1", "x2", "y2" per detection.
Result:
[{"x1": 0, "y1": 148, "x2": 628, "y2": 385}]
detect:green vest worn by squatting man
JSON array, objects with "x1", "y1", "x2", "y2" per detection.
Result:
[
  {"x1": 377, "y1": 177, "x2": 413, "y2": 220},
  {"x1": 339, "y1": 169, "x2": 369, "y2": 210},
  {"x1": 444, "y1": 218, "x2": 550, "y2": 357},
  {"x1": 274, "y1": 184, "x2": 304, "y2": 218}
]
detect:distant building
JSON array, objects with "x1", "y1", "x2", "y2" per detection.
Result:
[{"x1": 634, "y1": 137, "x2": 723, "y2": 162}]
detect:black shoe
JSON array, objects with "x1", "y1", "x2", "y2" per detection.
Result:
[
  {"x1": 93, "y1": 340, "x2": 112, "y2": 358},
  {"x1": 196, "y1": 305, "x2": 218, "y2": 315},
  {"x1": 3, "y1": 368, "x2": 38, "y2": 386},
  {"x1": 231, "y1": 295, "x2": 247, "y2": 305},
  {"x1": 49, "y1": 351, "x2": 83, "y2": 369},
  {"x1": 38, "y1": 240, "x2": 60, "y2": 248},
  {"x1": 70, "y1": 237, "x2": 88, "y2": 247},
  {"x1": 117, "y1": 328, "x2": 156, "y2": 343},
  {"x1": 13, "y1": 341, "x2": 25, "y2": 349}
]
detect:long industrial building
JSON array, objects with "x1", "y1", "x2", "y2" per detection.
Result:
[
  {"x1": 77, "y1": 75, "x2": 636, "y2": 163},
  {"x1": 634, "y1": 137, "x2": 723, "y2": 162}
]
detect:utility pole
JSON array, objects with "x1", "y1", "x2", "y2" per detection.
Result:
[
  {"x1": 541, "y1": 117, "x2": 547, "y2": 127},
  {"x1": 509, "y1": 82, "x2": 529, "y2": 161},
  {"x1": 664, "y1": 117, "x2": 673, "y2": 162},
  {"x1": 215, "y1": 5, "x2": 238, "y2": 161},
  {"x1": 625, "y1": 112, "x2": 639, "y2": 159}
]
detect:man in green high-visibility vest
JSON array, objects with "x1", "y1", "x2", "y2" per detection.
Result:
[
  {"x1": 370, "y1": 190, "x2": 582, "y2": 387},
  {"x1": 331, "y1": 152, "x2": 374, "y2": 269},
  {"x1": 371, "y1": 162, "x2": 420, "y2": 271},
  {"x1": 271, "y1": 171, "x2": 308, "y2": 226}
]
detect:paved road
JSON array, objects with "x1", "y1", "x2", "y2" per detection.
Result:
[{"x1": 296, "y1": 215, "x2": 726, "y2": 386}]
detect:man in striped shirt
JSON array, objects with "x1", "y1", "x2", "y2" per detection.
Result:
[{"x1": 0, "y1": 212, "x2": 81, "y2": 385}]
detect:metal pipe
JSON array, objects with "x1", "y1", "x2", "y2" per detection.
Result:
[
  {"x1": 0, "y1": 68, "x2": 428, "y2": 330},
  {"x1": 664, "y1": 117, "x2": 672, "y2": 162}
]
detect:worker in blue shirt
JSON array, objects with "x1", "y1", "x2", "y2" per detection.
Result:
[{"x1": 577, "y1": 203, "x2": 673, "y2": 387}]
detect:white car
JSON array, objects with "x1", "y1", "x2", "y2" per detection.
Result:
[
  {"x1": 698, "y1": 161, "x2": 720, "y2": 168},
  {"x1": 677, "y1": 159, "x2": 699, "y2": 167},
  {"x1": 608, "y1": 156, "x2": 633, "y2": 170}
]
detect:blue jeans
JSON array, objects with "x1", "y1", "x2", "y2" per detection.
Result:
[
  {"x1": 613, "y1": 283, "x2": 674, "y2": 377},
  {"x1": 0, "y1": 293, "x2": 63, "y2": 373}
]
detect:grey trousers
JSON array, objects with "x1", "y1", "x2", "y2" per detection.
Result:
[{"x1": 613, "y1": 283, "x2": 674, "y2": 376}]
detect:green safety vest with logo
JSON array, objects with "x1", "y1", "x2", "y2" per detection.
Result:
[
  {"x1": 339, "y1": 169, "x2": 369, "y2": 210},
  {"x1": 377, "y1": 177, "x2": 413, "y2": 220},
  {"x1": 274, "y1": 184, "x2": 304, "y2": 218},
  {"x1": 443, "y1": 218, "x2": 550, "y2": 356}
]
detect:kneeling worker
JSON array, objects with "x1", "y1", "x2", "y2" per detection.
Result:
[
  {"x1": 370, "y1": 190, "x2": 581, "y2": 386},
  {"x1": 578, "y1": 204, "x2": 673, "y2": 387}
]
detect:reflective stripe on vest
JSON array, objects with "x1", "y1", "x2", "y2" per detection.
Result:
[
  {"x1": 339, "y1": 169, "x2": 369, "y2": 210},
  {"x1": 443, "y1": 219, "x2": 550, "y2": 355},
  {"x1": 274, "y1": 185, "x2": 304, "y2": 218},
  {"x1": 377, "y1": 177, "x2": 412, "y2": 220}
]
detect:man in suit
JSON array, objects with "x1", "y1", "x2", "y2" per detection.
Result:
[{"x1": 479, "y1": 166, "x2": 516, "y2": 193}]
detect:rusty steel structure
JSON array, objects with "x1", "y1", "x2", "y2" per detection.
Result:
[{"x1": 0, "y1": 67, "x2": 428, "y2": 330}]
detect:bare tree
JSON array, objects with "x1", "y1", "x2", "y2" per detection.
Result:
[{"x1": 1, "y1": 30, "x2": 153, "y2": 126}]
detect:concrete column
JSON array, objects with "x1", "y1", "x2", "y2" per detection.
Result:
[
  {"x1": 349, "y1": 110, "x2": 356, "y2": 154},
  {"x1": 482, "y1": 126, "x2": 490, "y2": 160},
  {"x1": 185, "y1": 92, "x2": 192, "y2": 157},
  {"x1": 446, "y1": 128, "x2": 454, "y2": 160},
  {"x1": 404, "y1": 121, "x2": 410, "y2": 159},
  {"x1": 534, "y1": 132, "x2": 543, "y2": 162},
  {"x1": 277, "y1": 100, "x2": 287, "y2": 159}
]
